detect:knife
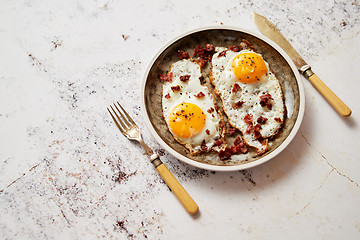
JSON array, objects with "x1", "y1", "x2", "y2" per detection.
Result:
[{"x1": 253, "y1": 12, "x2": 352, "y2": 117}]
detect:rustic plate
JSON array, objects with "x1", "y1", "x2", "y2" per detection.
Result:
[{"x1": 141, "y1": 26, "x2": 305, "y2": 171}]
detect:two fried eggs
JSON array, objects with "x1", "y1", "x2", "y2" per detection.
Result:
[{"x1": 161, "y1": 44, "x2": 285, "y2": 157}]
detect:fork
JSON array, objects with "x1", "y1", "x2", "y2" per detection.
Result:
[{"x1": 107, "y1": 102, "x2": 199, "y2": 215}]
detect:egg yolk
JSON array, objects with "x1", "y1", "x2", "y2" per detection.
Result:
[
  {"x1": 231, "y1": 52, "x2": 267, "y2": 84},
  {"x1": 168, "y1": 103, "x2": 206, "y2": 139}
]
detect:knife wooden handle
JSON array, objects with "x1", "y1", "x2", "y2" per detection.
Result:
[
  {"x1": 307, "y1": 73, "x2": 352, "y2": 117},
  {"x1": 152, "y1": 158, "x2": 199, "y2": 215}
]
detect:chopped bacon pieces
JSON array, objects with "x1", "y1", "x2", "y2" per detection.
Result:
[
  {"x1": 246, "y1": 123, "x2": 253, "y2": 134},
  {"x1": 233, "y1": 101, "x2": 245, "y2": 108},
  {"x1": 160, "y1": 72, "x2": 173, "y2": 82},
  {"x1": 178, "y1": 50, "x2": 189, "y2": 60},
  {"x1": 257, "y1": 116, "x2": 268, "y2": 125},
  {"x1": 218, "y1": 50, "x2": 227, "y2": 57},
  {"x1": 200, "y1": 140, "x2": 208, "y2": 152},
  {"x1": 207, "y1": 107, "x2": 214, "y2": 113},
  {"x1": 195, "y1": 92, "x2": 205, "y2": 98},
  {"x1": 228, "y1": 127, "x2": 236, "y2": 136},
  {"x1": 180, "y1": 74, "x2": 191, "y2": 82},
  {"x1": 254, "y1": 130, "x2": 263, "y2": 140},
  {"x1": 164, "y1": 93, "x2": 171, "y2": 99},
  {"x1": 254, "y1": 124, "x2": 262, "y2": 132},
  {"x1": 229, "y1": 45, "x2": 240, "y2": 52},
  {"x1": 171, "y1": 85, "x2": 181, "y2": 92},
  {"x1": 218, "y1": 149, "x2": 232, "y2": 160},
  {"x1": 233, "y1": 136, "x2": 242, "y2": 146},
  {"x1": 193, "y1": 44, "x2": 215, "y2": 66},
  {"x1": 232, "y1": 83, "x2": 241, "y2": 93},
  {"x1": 274, "y1": 117, "x2": 282, "y2": 122},
  {"x1": 229, "y1": 137, "x2": 248, "y2": 154},
  {"x1": 244, "y1": 113, "x2": 253, "y2": 124},
  {"x1": 205, "y1": 129, "x2": 210, "y2": 135},
  {"x1": 215, "y1": 139, "x2": 222, "y2": 146},
  {"x1": 206, "y1": 44, "x2": 215, "y2": 52},
  {"x1": 260, "y1": 93, "x2": 273, "y2": 110}
]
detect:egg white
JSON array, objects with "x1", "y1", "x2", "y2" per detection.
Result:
[
  {"x1": 211, "y1": 49, "x2": 285, "y2": 154},
  {"x1": 162, "y1": 59, "x2": 226, "y2": 155}
]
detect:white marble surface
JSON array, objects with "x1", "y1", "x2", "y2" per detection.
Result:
[{"x1": 1, "y1": 0, "x2": 360, "y2": 239}]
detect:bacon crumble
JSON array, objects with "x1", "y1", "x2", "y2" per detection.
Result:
[
  {"x1": 233, "y1": 101, "x2": 245, "y2": 108},
  {"x1": 164, "y1": 93, "x2": 171, "y2": 99},
  {"x1": 207, "y1": 107, "x2": 214, "y2": 113},
  {"x1": 232, "y1": 83, "x2": 241, "y2": 93},
  {"x1": 228, "y1": 127, "x2": 236, "y2": 136},
  {"x1": 171, "y1": 85, "x2": 181, "y2": 92},
  {"x1": 244, "y1": 113, "x2": 253, "y2": 124},
  {"x1": 160, "y1": 72, "x2": 173, "y2": 82},
  {"x1": 200, "y1": 140, "x2": 208, "y2": 152},
  {"x1": 195, "y1": 92, "x2": 205, "y2": 98},
  {"x1": 178, "y1": 50, "x2": 189, "y2": 60},
  {"x1": 257, "y1": 116, "x2": 268, "y2": 125},
  {"x1": 260, "y1": 94, "x2": 273, "y2": 110},
  {"x1": 180, "y1": 75, "x2": 191, "y2": 82}
]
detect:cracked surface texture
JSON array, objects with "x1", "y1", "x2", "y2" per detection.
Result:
[{"x1": 1, "y1": 0, "x2": 360, "y2": 239}]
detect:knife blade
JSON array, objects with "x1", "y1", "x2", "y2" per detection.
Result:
[{"x1": 253, "y1": 12, "x2": 352, "y2": 117}]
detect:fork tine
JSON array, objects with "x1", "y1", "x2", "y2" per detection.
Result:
[
  {"x1": 117, "y1": 102, "x2": 136, "y2": 126},
  {"x1": 107, "y1": 107, "x2": 126, "y2": 135},
  {"x1": 110, "y1": 105, "x2": 128, "y2": 131},
  {"x1": 113, "y1": 102, "x2": 131, "y2": 128}
]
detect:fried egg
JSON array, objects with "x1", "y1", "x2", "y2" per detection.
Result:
[
  {"x1": 211, "y1": 48, "x2": 285, "y2": 154},
  {"x1": 161, "y1": 59, "x2": 226, "y2": 155}
]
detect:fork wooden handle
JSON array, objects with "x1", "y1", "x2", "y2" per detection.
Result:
[{"x1": 152, "y1": 158, "x2": 199, "y2": 215}]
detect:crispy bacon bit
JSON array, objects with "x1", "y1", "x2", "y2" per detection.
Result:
[
  {"x1": 238, "y1": 142, "x2": 248, "y2": 154},
  {"x1": 229, "y1": 143, "x2": 248, "y2": 154},
  {"x1": 207, "y1": 107, "x2": 214, "y2": 113},
  {"x1": 164, "y1": 93, "x2": 171, "y2": 99},
  {"x1": 206, "y1": 44, "x2": 215, "y2": 52},
  {"x1": 246, "y1": 123, "x2": 253, "y2": 134},
  {"x1": 254, "y1": 124, "x2": 262, "y2": 132},
  {"x1": 215, "y1": 139, "x2": 222, "y2": 146},
  {"x1": 195, "y1": 92, "x2": 205, "y2": 98},
  {"x1": 260, "y1": 94, "x2": 273, "y2": 110},
  {"x1": 193, "y1": 44, "x2": 215, "y2": 66},
  {"x1": 254, "y1": 130, "x2": 263, "y2": 140},
  {"x1": 200, "y1": 140, "x2": 208, "y2": 152},
  {"x1": 257, "y1": 116, "x2": 268, "y2": 125},
  {"x1": 171, "y1": 85, "x2": 181, "y2": 92},
  {"x1": 234, "y1": 136, "x2": 242, "y2": 146},
  {"x1": 218, "y1": 50, "x2": 227, "y2": 57},
  {"x1": 228, "y1": 136, "x2": 248, "y2": 154},
  {"x1": 274, "y1": 117, "x2": 282, "y2": 122},
  {"x1": 244, "y1": 113, "x2": 253, "y2": 124},
  {"x1": 228, "y1": 127, "x2": 236, "y2": 136},
  {"x1": 205, "y1": 129, "x2": 210, "y2": 135},
  {"x1": 180, "y1": 74, "x2": 191, "y2": 82},
  {"x1": 233, "y1": 101, "x2": 245, "y2": 108},
  {"x1": 214, "y1": 105, "x2": 219, "y2": 110},
  {"x1": 232, "y1": 83, "x2": 241, "y2": 92},
  {"x1": 218, "y1": 149, "x2": 232, "y2": 160},
  {"x1": 229, "y1": 45, "x2": 240, "y2": 52},
  {"x1": 178, "y1": 50, "x2": 189, "y2": 60},
  {"x1": 160, "y1": 72, "x2": 173, "y2": 82}
]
